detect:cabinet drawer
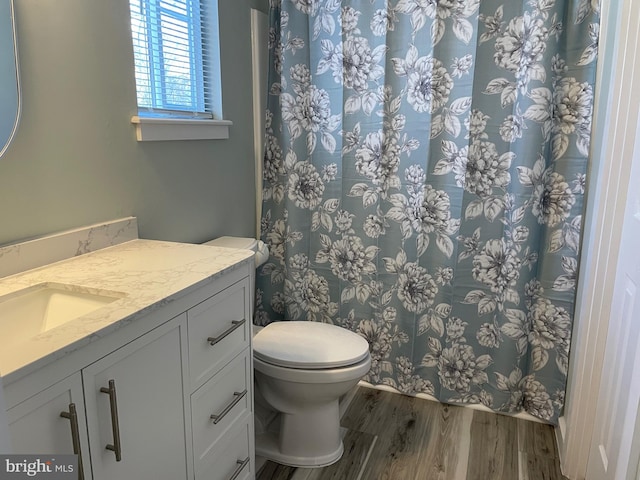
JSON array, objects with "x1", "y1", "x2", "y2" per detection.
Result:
[
  {"x1": 195, "y1": 417, "x2": 254, "y2": 480},
  {"x1": 191, "y1": 350, "x2": 252, "y2": 465},
  {"x1": 188, "y1": 278, "x2": 250, "y2": 390}
]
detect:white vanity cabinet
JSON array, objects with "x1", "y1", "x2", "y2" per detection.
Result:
[{"x1": 4, "y1": 262, "x2": 255, "y2": 480}]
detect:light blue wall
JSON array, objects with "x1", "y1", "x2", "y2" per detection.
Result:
[{"x1": 0, "y1": 0, "x2": 268, "y2": 246}]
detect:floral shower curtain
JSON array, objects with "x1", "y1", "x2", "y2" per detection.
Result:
[{"x1": 256, "y1": 0, "x2": 600, "y2": 423}]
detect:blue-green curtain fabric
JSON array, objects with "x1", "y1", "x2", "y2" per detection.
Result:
[{"x1": 256, "y1": 0, "x2": 600, "y2": 423}]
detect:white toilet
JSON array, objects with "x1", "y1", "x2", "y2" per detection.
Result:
[
  {"x1": 253, "y1": 321, "x2": 371, "y2": 467},
  {"x1": 203, "y1": 236, "x2": 372, "y2": 468}
]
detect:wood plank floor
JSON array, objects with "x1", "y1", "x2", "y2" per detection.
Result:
[{"x1": 257, "y1": 386, "x2": 567, "y2": 480}]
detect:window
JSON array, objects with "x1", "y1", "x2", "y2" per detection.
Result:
[{"x1": 129, "y1": 0, "x2": 230, "y2": 141}]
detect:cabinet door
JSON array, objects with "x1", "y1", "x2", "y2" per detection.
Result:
[
  {"x1": 7, "y1": 372, "x2": 92, "y2": 480},
  {"x1": 83, "y1": 315, "x2": 188, "y2": 480}
]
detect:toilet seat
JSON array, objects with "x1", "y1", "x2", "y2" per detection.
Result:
[
  {"x1": 254, "y1": 354, "x2": 371, "y2": 384},
  {"x1": 253, "y1": 321, "x2": 370, "y2": 369}
]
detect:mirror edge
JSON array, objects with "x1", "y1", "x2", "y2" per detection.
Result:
[{"x1": 0, "y1": 0, "x2": 20, "y2": 158}]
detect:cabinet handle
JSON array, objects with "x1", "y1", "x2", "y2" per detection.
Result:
[
  {"x1": 60, "y1": 403, "x2": 85, "y2": 480},
  {"x1": 209, "y1": 390, "x2": 247, "y2": 424},
  {"x1": 100, "y1": 379, "x2": 123, "y2": 461},
  {"x1": 207, "y1": 319, "x2": 245, "y2": 346},
  {"x1": 227, "y1": 457, "x2": 250, "y2": 480}
]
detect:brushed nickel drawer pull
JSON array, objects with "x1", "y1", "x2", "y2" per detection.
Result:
[
  {"x1": 100, "y1": 379, "x2": 122, "y2": 461},
  {"x1": 228, "y1": 457, "x2": 250, "y2": 480},
  {"x1": 207, "y1": 319, "x2": 245, "y2": 346},
  {"x1": 60, "y1": 403, "x2": 85, "y2": 480},
  {"x1": 210, "y1": 390, "x2": 247, "y2": 424}
]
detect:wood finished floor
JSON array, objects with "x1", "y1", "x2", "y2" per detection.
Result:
[{"x1": 257, "y1": 386, "x2": 568, "y2": 480}]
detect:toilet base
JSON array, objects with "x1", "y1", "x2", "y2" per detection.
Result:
[
  {"x1": 255, "y1": 429, "x2": 344, "y2": 468},
  {"x1": 253, "y1": 382, "x2": 349, "y2": 468},
  {"x1": 254, "y1": 385, "x2": 362, "y2": 469}
]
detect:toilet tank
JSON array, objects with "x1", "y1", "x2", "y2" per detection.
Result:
[
  {"x1": 203, "y1": 236, "x2": 258, "y2": 250},
  {"x1": 203, "y1": 236, "x2": 269, "y2": 267}
]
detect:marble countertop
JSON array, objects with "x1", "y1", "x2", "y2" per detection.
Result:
[{"x1": 0, "y1": 239, "x2": 254, "y2": 380}]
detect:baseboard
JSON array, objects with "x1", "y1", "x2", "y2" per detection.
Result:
[{"x1": 358, "y1": 381, "x2": 550, "y2": 424}]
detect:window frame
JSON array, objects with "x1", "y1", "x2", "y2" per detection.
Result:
[{"x1": 129, "y1": 0, "x2": 230, "y2": 141}]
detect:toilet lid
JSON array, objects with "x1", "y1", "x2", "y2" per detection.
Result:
[{"x1": 253, "y1": 321, "x2": 370, "y2": 369}]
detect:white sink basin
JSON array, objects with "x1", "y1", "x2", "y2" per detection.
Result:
[{"x1": 0, "y1": 283, "x2": 124, "y2": 344}]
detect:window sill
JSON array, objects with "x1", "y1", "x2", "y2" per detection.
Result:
[{"x1": 131, "y1": 116, "x2": 232, "y2": 141}]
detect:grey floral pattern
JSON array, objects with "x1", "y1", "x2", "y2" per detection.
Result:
[
  {"x1": 286, "y1": 161, "x2": 325, "y2": 209},
  {"x1": 494, "y1": 13, "x2": 548, "y2": 89},
  {"x1": 396, "y1": 261, "x2": 438, "y2": 313},
  {"x1": 258, "y1": 0, "x2": 599, "y2": 424},
  {"x1": 437, "y1": 343, "x2": 492, "y2": 392}
]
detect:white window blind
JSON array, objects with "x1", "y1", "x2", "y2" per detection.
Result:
[{"x1": 129, "y1": 0, "x2": 221, "y2": 118}]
